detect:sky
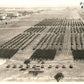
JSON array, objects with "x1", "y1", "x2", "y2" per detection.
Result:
[{"x1": 0, "y1": 0, "x2": 83, "y2": 8}]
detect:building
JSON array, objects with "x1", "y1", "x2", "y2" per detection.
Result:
[
  {"x1": 0, "y1": 14, "x2": 6, "y2": 20},
  {"x1": 7, "y1": 12, "x2": 19, "y2": 17}
]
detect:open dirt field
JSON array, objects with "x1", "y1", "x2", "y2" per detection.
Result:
[{"x1": 0, "y1": 8, "x2": 84, "y2": 82}]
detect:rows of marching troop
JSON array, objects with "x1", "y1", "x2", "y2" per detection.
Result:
[{"x1": 0, "y1": 18, "x2": 84, "y2": 61}]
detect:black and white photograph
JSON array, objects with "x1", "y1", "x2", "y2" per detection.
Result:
[{"x1": 0, "y1": 0, "x2": 84, "y2": 82}]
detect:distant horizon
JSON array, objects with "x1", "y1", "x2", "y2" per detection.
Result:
[
  {"x1": 0, "y1": 6, "x2": 79, "y2": 8},
  {"x1": 0, "y1": 0, "x2": 81, "y2": 8}
]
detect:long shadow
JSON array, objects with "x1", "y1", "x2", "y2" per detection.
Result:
[
  {"x1": 0, "y1": 49, "x2": 18, "y2": 59},
  {"x1": 72, "y1": 50, "x2": 84, "y2": 60}
]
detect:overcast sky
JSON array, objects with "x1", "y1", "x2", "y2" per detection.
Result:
[{"x1": 0, "y1": 0, "x2": 83, "y2": 8}]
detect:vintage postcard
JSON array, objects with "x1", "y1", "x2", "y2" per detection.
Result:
[{"x1": 0, "y1": 0, "x2": 84, "y2": 82}]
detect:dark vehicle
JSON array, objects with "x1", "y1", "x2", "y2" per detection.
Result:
[
  {"x1": 41, "y1": 65, "x2": 44, "y2": 68},
  {"x1": 6, "y1": 65, "x2": 10, "y2": 68},
  {"x1": 55, "y1": 65, "x2": 59, "y2": 69},
  {"x1": 12, "y1": 65, "x2": 16, "y2": 68},
  {"x1": 69, "y1": 65, "x2": 73, "y2": 69},
  {"x1": 19, "y1": 65, "x2": 23, "y2": 68},
  {"x1": 62, "y1": 65, "x2": 66, "y2": 68}
]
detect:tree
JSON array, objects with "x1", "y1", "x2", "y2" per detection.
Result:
[{"x1": 54, "y1": 73, "x2": 64, "y2": 82}]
